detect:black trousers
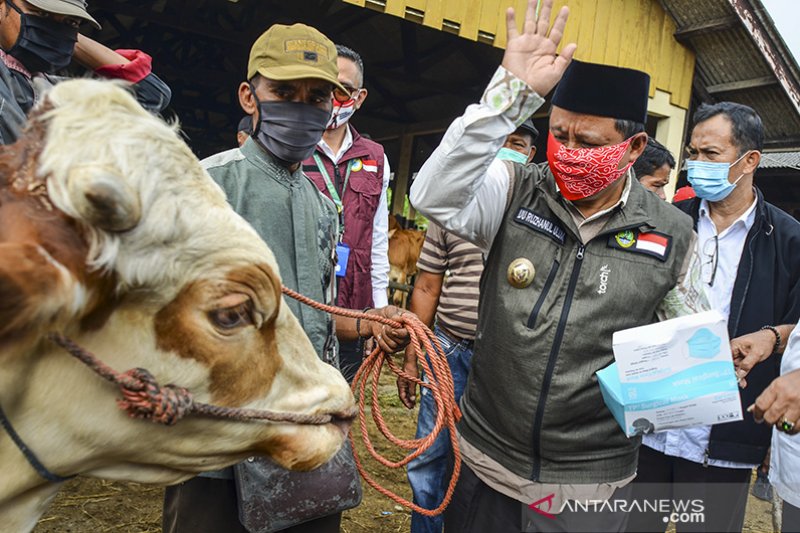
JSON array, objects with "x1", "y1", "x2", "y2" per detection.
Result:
[
  {"x1": 163, "y1": 476, "x2": 342, "y2": 533},
  {"x1": 338, "y1": 339, "x2": 364, "y2": 384},
  {"x1": 444, "y1": 463, "x2": 631, "y2": 533},
  {"x1": 784, "y1": 501, "x2": 800, "y2": 533},
  {"x1": 625, "y1": 445, "x2": 752, "y2": 533}
]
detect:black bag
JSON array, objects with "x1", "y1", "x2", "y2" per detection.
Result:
[{"x1": 234, "y1": 441, "x2": 362, "y2": 532}]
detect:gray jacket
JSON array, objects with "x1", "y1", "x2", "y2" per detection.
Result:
[
  {"x1": 459, "y1": 164, "x2": 694, "y2": 484},
  {"x1": 204, "y1": 138, "x2": 338, "y2": 360},
  {"x1": 0, "y1": 57, "x2": 171, "y2": 145}
]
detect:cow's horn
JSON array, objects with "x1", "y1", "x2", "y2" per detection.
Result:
[{"x1": 68, "y1": 166, "x2": 141, "y2": 232}]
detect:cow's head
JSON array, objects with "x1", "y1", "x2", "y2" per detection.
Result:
[
  {"x1": 0, "y1": 80, "x2": 355, "y2": 505},
  {"x1": 387, "y1": 227, "x2": 426, "y2": 308}
]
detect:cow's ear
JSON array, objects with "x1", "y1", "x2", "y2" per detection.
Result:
[
  {"x1": 64, "y1": 165, "x2": 141, "y2": 232},
  {"x1": 0, "y1": 243, "x2": 69, "y2": 341}
]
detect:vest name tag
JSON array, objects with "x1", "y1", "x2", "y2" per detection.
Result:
[{"x1": 513, "y1": 208, "x2": 566, "y2": 245}]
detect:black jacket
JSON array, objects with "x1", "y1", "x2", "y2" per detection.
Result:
[{"x1": 676, "y1": 188, "x2": 800, "y2": 464}]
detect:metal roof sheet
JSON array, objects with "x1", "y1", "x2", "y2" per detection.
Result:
[
  {"x1": 760, "y1": 151, "x2": 800, "y2": 169},
  {"x1": 661, "y1": 0, "x2": 800, "y2": 148}
]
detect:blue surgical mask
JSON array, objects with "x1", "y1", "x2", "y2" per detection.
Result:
[
  {"x1": 497, "y1": 147, "x2": 530, "y2": 164},
  {"x1": 686, "y1": 152, "x2": 749, "y2": 202},
  {"x1": 686, "y1": 328, "x2": 722, "y2": 359}
]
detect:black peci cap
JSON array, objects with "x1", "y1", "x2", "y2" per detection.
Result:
[{"x1": 552, "y1": 60, "x2": 650, "y2": 124}]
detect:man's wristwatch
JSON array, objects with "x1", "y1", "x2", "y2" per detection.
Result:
[{"x1": 760, "y1": 325, "x2": 781, "y2": 354}]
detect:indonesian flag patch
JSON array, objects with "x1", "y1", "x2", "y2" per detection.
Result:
[
  {"x1": 607, "y1": 229, "x2": 672, "y2": 262},
  {"x1": 361, "y1": 159, "x2": 378, "y2": 173}
]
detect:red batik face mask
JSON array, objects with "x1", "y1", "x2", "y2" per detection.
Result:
[{"x1": 546, "y1": 131, "x2": 635, "y2": 201}]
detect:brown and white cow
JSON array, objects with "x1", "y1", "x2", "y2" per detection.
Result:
[
  {"x1": 387, "y1": 216, "x2": 426, "y2": 307},
  {"x1": 0, "y1": 79, "x2": 355, "y2": 532}
]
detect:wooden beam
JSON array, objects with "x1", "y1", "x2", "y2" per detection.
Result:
[
  {"x1": 372, "y1": 118, "x2": 452, "y2": 141},
  {"x1": 764, "y1": 136, "x2": 800, "y2": 150},
  {"x1": 706, "y1": 76, "x2": 778, "y2": 94},
  {"x1": 91, "y1": 2, "x2": 249, "y2": 46},
  {"x1": 674, "y1": 15, "x2": 738, "y2": 42},
  {"x1": 391, "y1": 133, "x2": 414, "y2": 215}
]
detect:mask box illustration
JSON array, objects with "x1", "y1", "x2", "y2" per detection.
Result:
[{"x1": 597, "y1": 310, "x2": 743, "y2": 438}]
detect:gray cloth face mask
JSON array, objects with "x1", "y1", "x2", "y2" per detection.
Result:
[{"x1": 252, "y1": 98, "x2": 330, "y2": 164}]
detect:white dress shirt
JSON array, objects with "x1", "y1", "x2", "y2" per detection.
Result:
[
  {"x1": 644, "y1": 196, "x2": 758, "y2": 469},
  {"x1": 318, "y1": 125, "x2": 390, "y2": 307},
  {"x1": 769, "y1": 322, "x2": 800, "y2": 507}
]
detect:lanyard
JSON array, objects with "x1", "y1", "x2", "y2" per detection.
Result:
[{"x1": 313, "y1": 153, "x2": 352, "y2": 215}]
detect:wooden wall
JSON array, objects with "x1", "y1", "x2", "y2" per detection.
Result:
[{"x1": 342, "y1": 0, "x2": 696, "y2": 109}]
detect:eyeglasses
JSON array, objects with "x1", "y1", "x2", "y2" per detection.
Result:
[
  {"x1": 702, "y1": 235, "x2": 719, "y2": 287},
  {"x1": 333, "y1": 84, "x2": 362, "y2": 102}
]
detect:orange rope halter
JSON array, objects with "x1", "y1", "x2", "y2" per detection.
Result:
[
  {"x1": 48, "y1": 287, "x2": 462, "y2": 516},
  {"x1": 281, "y1": 286, "x2": 462, "y2": 517}
]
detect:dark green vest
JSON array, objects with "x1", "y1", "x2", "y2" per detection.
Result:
[{"x1": 459, "y1": 163, "x2": 694, "y2": 483}]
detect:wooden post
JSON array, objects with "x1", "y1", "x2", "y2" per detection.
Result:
[{"x1": 392, "y1": 132, "x2": 415, "y2": 219}]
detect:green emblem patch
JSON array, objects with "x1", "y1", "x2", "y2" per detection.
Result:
[{"x1": 615, "y1": 230, "x2": 636, "y2": 248}]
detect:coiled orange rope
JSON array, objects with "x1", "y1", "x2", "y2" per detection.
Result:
[{"x1": 281, "y1": 286, "x2": 462, "y2": 517}]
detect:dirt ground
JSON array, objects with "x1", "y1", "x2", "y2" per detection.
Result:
[{"x1": 34, "y1": 366, "x2": 778, "y2": 533}]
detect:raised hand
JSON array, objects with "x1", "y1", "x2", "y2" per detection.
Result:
[{"x1": 501, "y1": 0, "x2": 577, "y2": 96}]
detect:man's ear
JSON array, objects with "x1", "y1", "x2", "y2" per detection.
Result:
[
  {"x1": 742, "y1": 150, "x2": 761, "y2": 175},
  {"x1": 627, "y1": 133, "x2": 649, "y2": 163},
  {"x1": 527, "y1": 146, "x2": 537, "y2": 164},
  {"x1": 238, "y1": 81, "x2": 257, "y2": 116},
  {"x1": 354, "y1": 88, "x2": 368, "y2": 110}
]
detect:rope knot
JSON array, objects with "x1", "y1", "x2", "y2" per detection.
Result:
[{"x1": 117, "y1": 368, "x2": 194, "y2": 426}]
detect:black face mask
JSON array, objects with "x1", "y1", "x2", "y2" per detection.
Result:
[
  {"x1": 4, "y1": 0, "x2": 78, "y2": 73},
  {"x1": 251, "y1": 89, "x2": 331, "y2": 164}
]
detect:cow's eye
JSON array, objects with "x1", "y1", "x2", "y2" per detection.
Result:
[{"x1": 208, "y1": 302, "x2": 253, "y2": 330}]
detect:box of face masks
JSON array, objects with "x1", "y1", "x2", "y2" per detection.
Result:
[{"x1": 596, "y1": 310, "x2": 743, "y2": 437}]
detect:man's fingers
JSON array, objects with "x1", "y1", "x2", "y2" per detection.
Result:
[
  {"x1": 389, "y1": 327, "x2": 409, "y2": 341},
  {"x1": 730, "y1": 341, "x2": 744, "y2": 358},
  {"x1": 753, "y1": 385, "x2": 778, "y2": 422},
  {"x1": 554, "y1": 42, "x2": 577, "y2": 71},
  {"x1": 506, "y1": 7, "x2": 519, "y2": 41},
  {"x1": 781, "y1": 404, "x2": 800, "y2": 432},
  {"x1": 523, "y1": 0, "x2": 537, "y2": 33},
  {"x1": 763, "y1": 401, "x2": 787, "y2": 426},
  {"x1": 397, "y1": 379, "x2": 415, "y2": 409},
  {"x1": 547, "y1": 6, "x2": 570, "y2": 46},
  {"x1": 379, "y1": 335, "x2": 399, "y2": 353},
  {"x1": 536, "y1": 0, "x2": 552, "y2": 37},
  {"x1": 736, "y1": 353, "x2": 757, "y2": 376}
]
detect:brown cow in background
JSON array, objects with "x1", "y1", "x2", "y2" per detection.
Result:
[{"x1": 387, "y1": 216, "x2": 425, "y2": 307}]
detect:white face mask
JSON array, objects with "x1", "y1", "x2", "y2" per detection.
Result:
[{"x1": 327, "y1": 97, "x2": 357, "y2": 130}]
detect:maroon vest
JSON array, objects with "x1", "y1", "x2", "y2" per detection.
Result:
[{"x1": 303, "y1": 126, "x2": 385, "y2": 309}]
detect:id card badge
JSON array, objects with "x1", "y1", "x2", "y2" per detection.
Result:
[{"x1": 335, "y1": 243, "x2": 350, "y2": 278}]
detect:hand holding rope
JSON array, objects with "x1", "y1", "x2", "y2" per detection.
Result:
[{"x1": 281, "y1": 287, "x2": 462, "y2": 517}]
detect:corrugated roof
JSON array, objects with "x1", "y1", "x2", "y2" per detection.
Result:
[
  {"x1": 660, "y1": 0, "x2": 800, "y2": 149},
  {"x1": 759, "y1": 151, "x2": 800, "y2": 169}
]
